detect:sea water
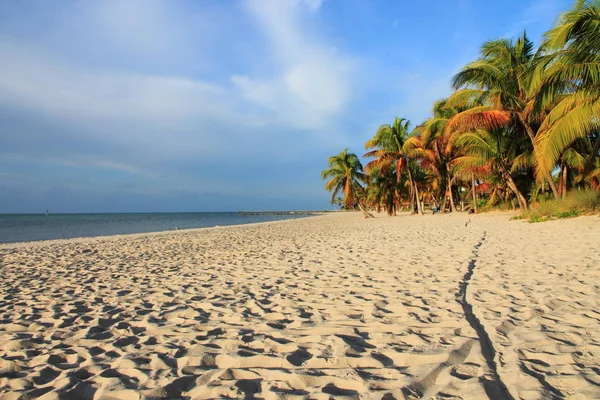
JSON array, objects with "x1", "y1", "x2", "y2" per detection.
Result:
[{"x1": 0, "y1": 212, "x2": 313, "y2": 244}]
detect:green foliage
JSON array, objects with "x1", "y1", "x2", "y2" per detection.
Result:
[
  {"x1": 321, "y1": 149, "x2": 368, "y2": 209},
  {"x1": 521, "y1": 190, "x2": 600, "y2": 222},
  {"x1": 534, "y1": 0, "x2": 600, "y2": 179},
  {"x1": 325, "y1": 1, "x2": 600, "y2": 214},
  {"x1": 528, "y1": 215, "x2": 548, "y2": 223},
  {"x1": 364, "y1": 117, "x2": 426, "y2": 215}
]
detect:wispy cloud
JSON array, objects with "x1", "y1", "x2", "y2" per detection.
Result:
[
  {"x1": 0, "y1": 0, "x2": 571, "y2": 212},
  {"x1": 0, "y1": 0, "x2": 350, "y2": 213},
  {"x1": 0, "y1": 38, "x2": 229, "y2": 123},
  {"x1": 233, "y1": 0, "x2": 355, "y2": 129},
  {"x1": 0, "y1": 37, "x2": 252, "y2": 172}
]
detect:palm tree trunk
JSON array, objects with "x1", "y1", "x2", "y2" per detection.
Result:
[
  {"x1": 505, "y1": 174, "x2": 528, "y2": 210},
  {"x1": 544, "y1": 167, "x2": 558, "y2": 198},
  {"x1": 414, "y1": 182, "x2": 423, "y2": 215},
  {"x1": 447, "y1": 173, "x2": 457, "y2": 212},
  {"x1": 562, "y1": 165, "x2": 568, "y2": 200},
  {"x1": 471, "y1": 173, "x2": 478, "y2": 213},
  {"x1": 406, "y1": 169, "x2": 417, "y2": 214},
  {"x1": 357, "y1": 201, "x2": 375, "y2": 218},
  {"x1": 439, "y1": 180, "x2": 447, "y2": 214},
  {"x1": 583, "y1": 136, "x2": 600, "y2": 177},
  {"x1": 518, "y1": 113, "x2": 559, "y2": 198},
  {"x1": 557, "y1": 165, "x2": 563, "y2": 198},
  {"x1": 454, "y1": 186, "x2": 461, "y2": 211},
  {"x1": 489, "y1": 188, "x2": 498, "y2": 206}
]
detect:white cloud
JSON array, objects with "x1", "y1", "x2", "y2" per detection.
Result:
[
  {"x1": 0, "y1": 43, "x2": 225, "y2": 122},
  {"x1": 86, "y1": 0, "x2": 176, "y2": 55},
  {"x1": 234, "y1": 0, "x2": 354, "y2": 129},
  {"x1": 0, "y1": 35, "x2": 284, "y2": 178},
  {"x1": 0, "y1": 36, "x2": 345, "y2": 179},
  {"x1": 230, "y1": 75, "x2": 279, "y2": 110},
  {"x1": 4, "y1": 154, "x2": 152, "y2": 177},
  {"x1": 0, "y1": 0, "x2": 357, "y2": 205},
  {"x1": 0, "y1": 36, "x2": 233, "y2": 134}
]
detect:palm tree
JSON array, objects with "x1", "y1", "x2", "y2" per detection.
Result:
[
  {"x1": 452, "y1": 128, "x2": 531, "y2": 210},
  {"x1": 448, "y1": 33, "x2": 560, "y2": 198},
  {"x1": 321, "y1": 149, "x2": 374, "y2": 218},
  {"x1": 366, "y1": 168, "x2": 399, "y2": 216},
  {"x1": 364, "y1": 117, "x2": 424, "y2": 215},
  {"x1": 325, "y1": 3, "x2": 600, "y2": 214},
  {"x1": 532, "y1": 0, "x2": 600, "y2": 183},
  {"x1": 539, "y1": 0, "x2": 600, "y2": 98},
  {"x1": 408, "y1": 99, "x2": 469, "y2": 212}
]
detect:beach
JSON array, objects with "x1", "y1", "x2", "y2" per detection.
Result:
[{"x1": 0, "y1": 212, "x2": 598, "y2": 399}]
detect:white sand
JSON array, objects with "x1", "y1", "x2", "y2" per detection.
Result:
[{"x1": 0, "y1": 212, "x2": 598, "y2": 399}]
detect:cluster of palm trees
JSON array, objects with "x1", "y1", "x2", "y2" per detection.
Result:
[{"x1": 322, "y1": 0, "x2": 599, "y2": 215}]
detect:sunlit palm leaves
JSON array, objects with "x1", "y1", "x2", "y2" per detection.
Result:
[
  {"x1": 364, "y1": 117, "x2": 424, "y2": 214},
  {"x1": 321, "y1": 149, "x2": 368, "y2": 209},
  {"x1": 324, "y1": 1, "x2": 599, "y2": 214},
  {"x1": 534, "y1": 0, "x2": 600, "y2": 180},
  {"x1": 452, "y1": 129, "x2": 531, "y2": 209},
  {"x1": 366, "y1": 168, "x2": 400, "y2": 216}
]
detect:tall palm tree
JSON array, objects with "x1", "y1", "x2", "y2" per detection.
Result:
[
  {"x1": 321, "y1": 149, "x2": 374, "y2": 218},
  {"x1": 539, "y1": 0, "x2": 600, "y2": 98},
  {"x1": 532, "y1": 0, "x2": 600, "y2": 182},
  {"x1": 452, "y1": 128, "x2": 531, "y2": 210},
  {"x1": 448, "y1": 33, "x2": 561, "y2": 198},
  {"x1": 364, "y1": 117, "x2": 424, "y2": 215},
  {"x1": 325, "y1": 3, "x2": 600, "y2": 214},
  {"x1": 408, "y1": 99, "x2": 468, "y2": 212},
  {"x1": 366, "y1": 168, "x2": 399, "y2": 216}
]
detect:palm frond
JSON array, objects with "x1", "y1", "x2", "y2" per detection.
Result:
[
  {"x1": 535, "y1": 99, "x2": 600, "y2": 177},
  {"x1": 446, "y1": 107, "x2": 512, "y2": 134},
  {"x1": 445, "y1": 89, "x2": 487, "y2": 109}
]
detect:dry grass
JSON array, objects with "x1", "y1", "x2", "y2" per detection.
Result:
[{"x1": 514, "y1": 190, "x2": 600, "y2": 222}]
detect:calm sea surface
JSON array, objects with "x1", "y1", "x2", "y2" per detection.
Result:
[{"x1": 0, "y1": 212, "x2": 314, "y2": 244}]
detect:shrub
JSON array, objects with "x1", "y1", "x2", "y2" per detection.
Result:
[{"x1": 520, "y1": 190, "x2": 600, "y2": 222}]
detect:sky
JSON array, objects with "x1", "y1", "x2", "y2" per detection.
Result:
[{"x1": 0, "y1": 0, "x2": 573, "y2": 213}]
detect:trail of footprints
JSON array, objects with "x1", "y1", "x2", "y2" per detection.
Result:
[
  {"x1": 469, "y1": 217, "x2": 600, "y2": 399},
  {"x1": 1, "y1": 214, "x2": 598, "y2": 399},
  {"x1": 0, "y1": 215, "x2": 493, "y2": 399}
]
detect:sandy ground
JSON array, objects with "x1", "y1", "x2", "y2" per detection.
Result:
[{"x1": 0, "y1": 212, "x2": 598, "y2": 399}]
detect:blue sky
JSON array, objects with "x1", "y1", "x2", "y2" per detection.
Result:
[{"x1": 0, "y1": 0, "x2": 572, "y2": 212}]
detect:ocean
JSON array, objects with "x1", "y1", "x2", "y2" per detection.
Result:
[{"x1": 0, "y1": 212, "x2": 315, "y2": 244}]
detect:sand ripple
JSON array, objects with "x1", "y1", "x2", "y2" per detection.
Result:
[{"x1": 1, "y1": 212, "x2": 598, "y2": 399}]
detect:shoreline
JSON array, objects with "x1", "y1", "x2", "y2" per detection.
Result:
[
  {"x1": 1, "y1": 212, "x2": 598, "y2": 398},
  {"x1": 0, "y1": 210, "x2": 516, "y2": 249},
  {"x1": 0, "y1": 213, "x2": 325, "y2": 249},
  {"x1": 0, "y1": 209, "x2": 549, "y2": 249}
]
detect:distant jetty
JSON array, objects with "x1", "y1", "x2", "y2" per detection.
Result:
[{"x1": 236, "y1": 211, "x2": 324, "y2": 216}]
